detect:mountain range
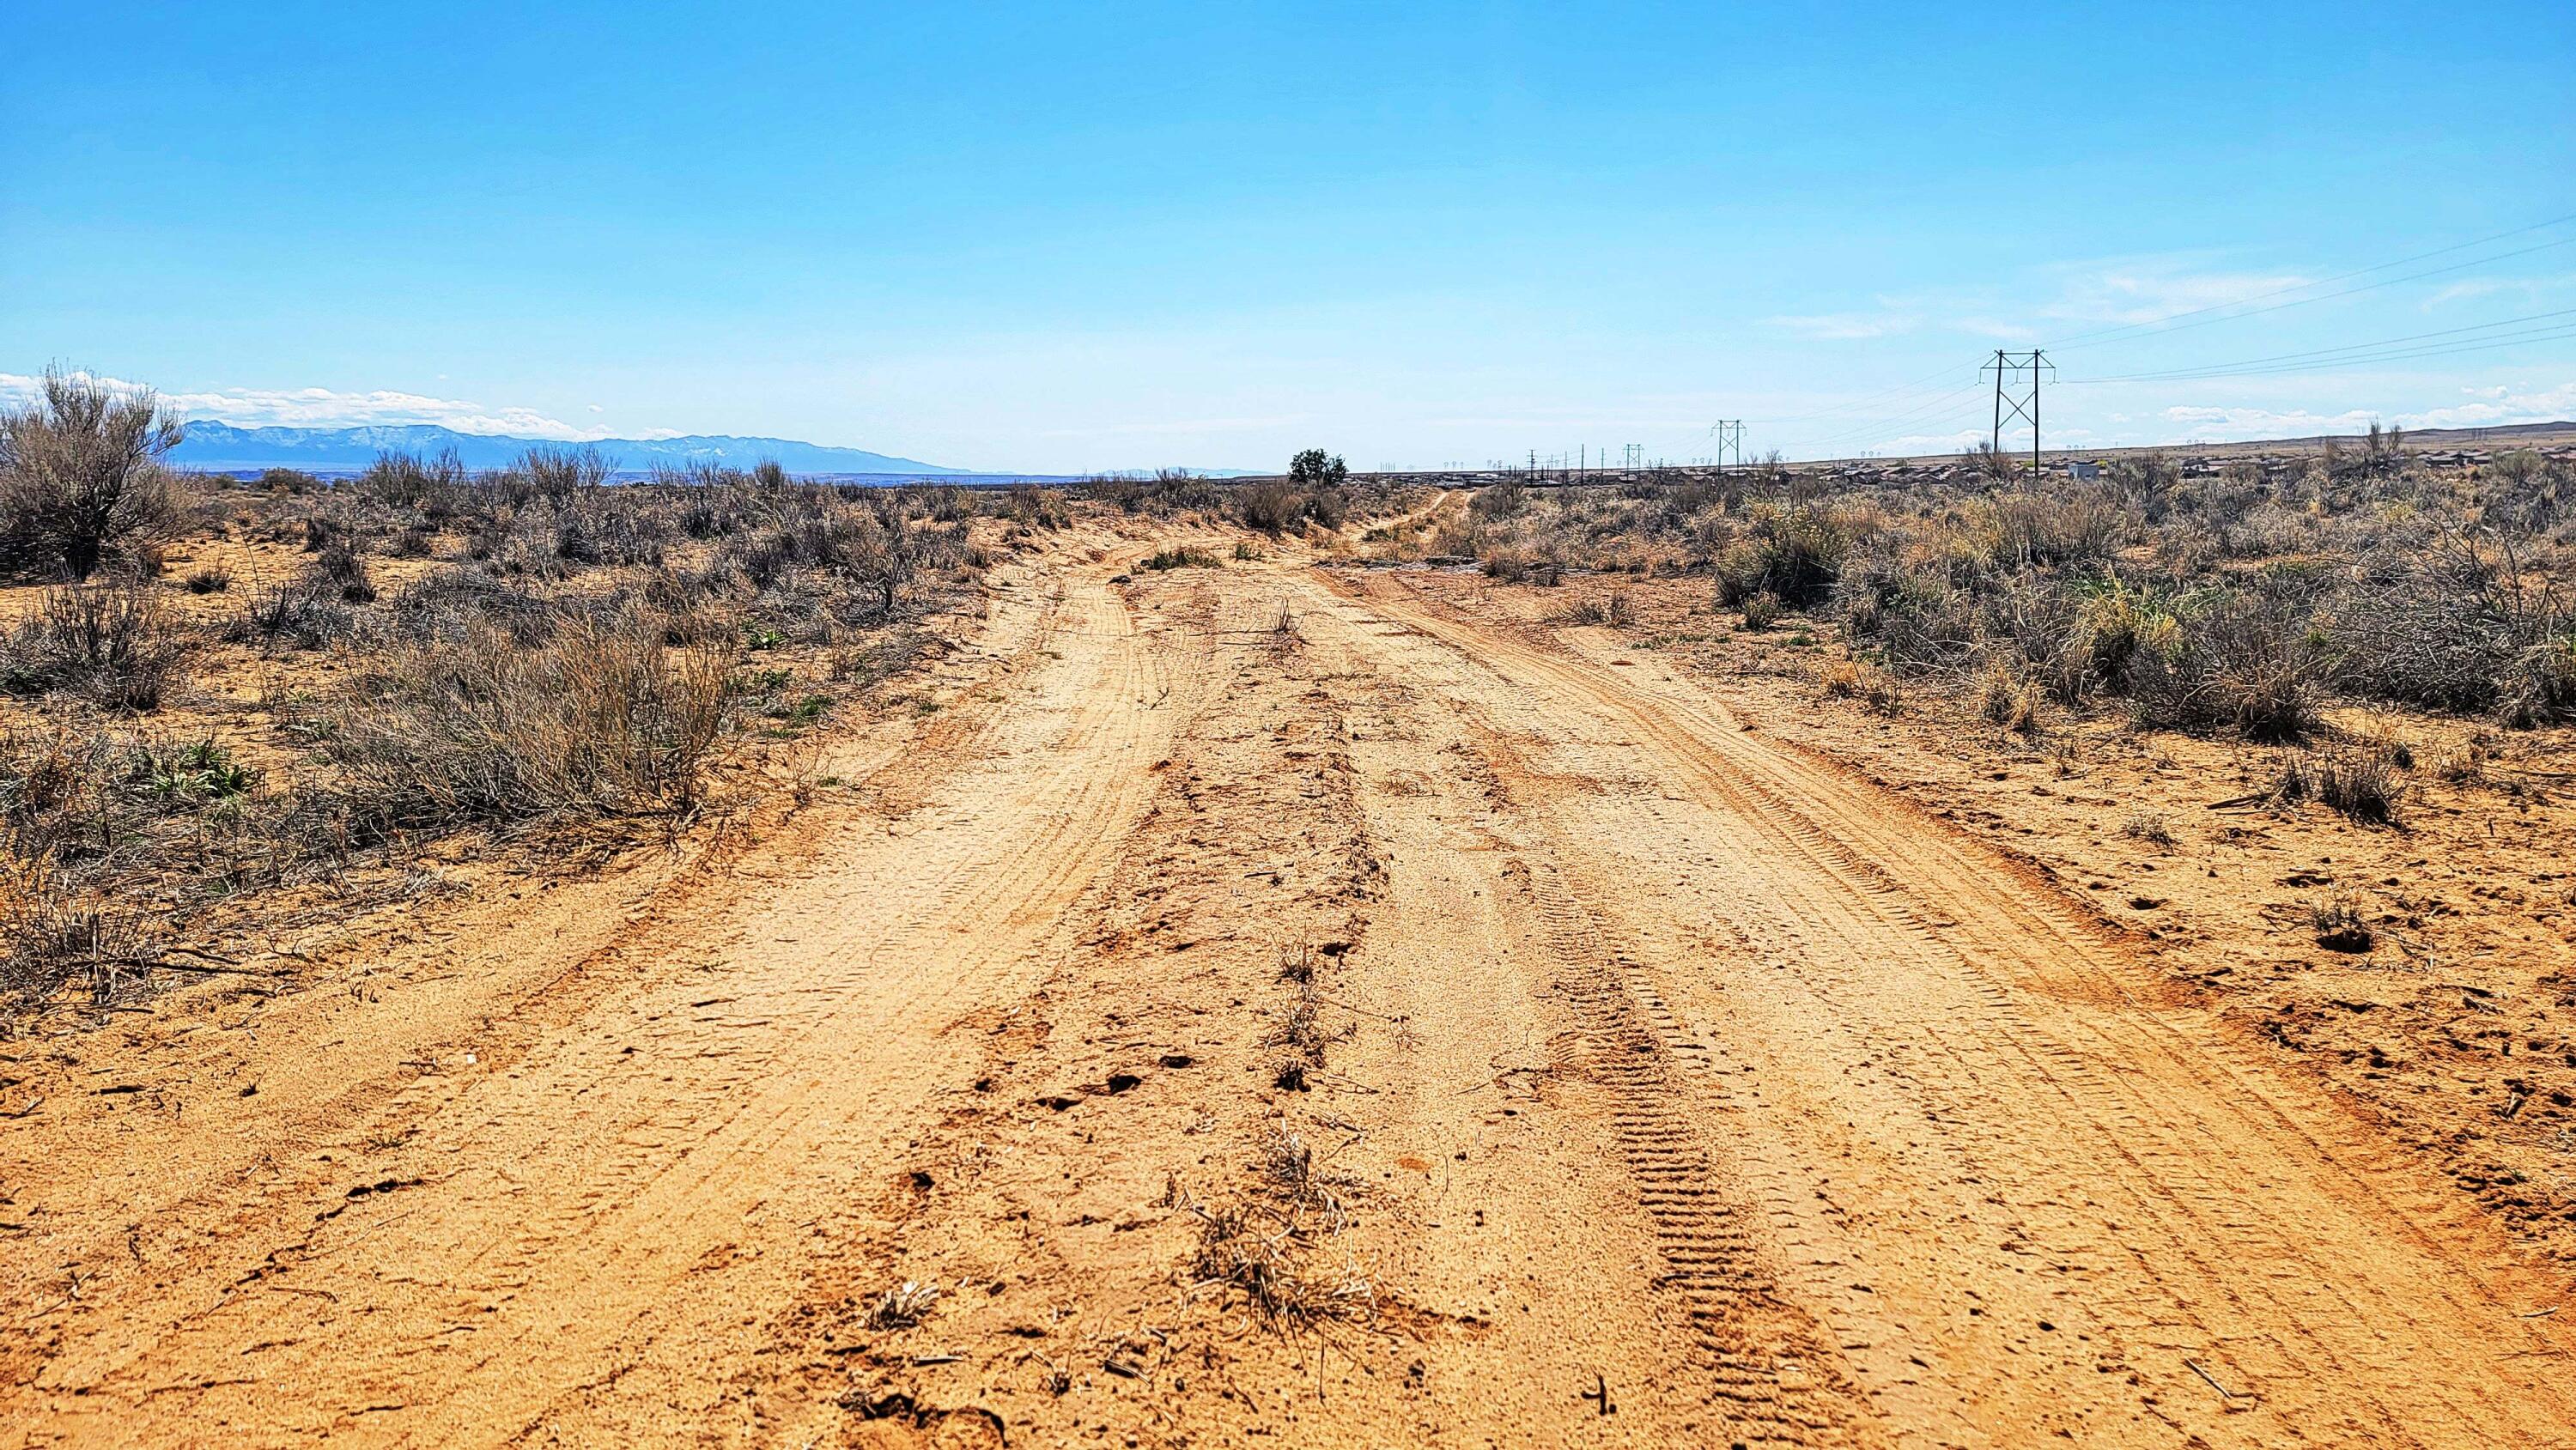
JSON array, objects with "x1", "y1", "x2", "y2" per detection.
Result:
[{"x1": 167, "y1": 422, "x2": 964, "y2": 476}]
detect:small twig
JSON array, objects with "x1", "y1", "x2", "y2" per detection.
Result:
[
  {"x1": 2185, "y1": 1358, "x2": 2237, "y2": 1401},
  {"x1": 145, "y1": 960, "x2": 276, "y2": 978},
  {"x1": 1306, "y1": 992, "x2": 1406, "y2": 1024}
]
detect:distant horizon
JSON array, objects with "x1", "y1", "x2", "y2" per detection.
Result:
[
  {"x1": 8, "y1": 3, "x2": 2570, "y2": 470},
  {"x1": 140, "y1": 404, "x2": 2576, "y2": 480}
]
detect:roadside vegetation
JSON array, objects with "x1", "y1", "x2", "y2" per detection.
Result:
[
  {"x1": 1384, "y1": 438, "x2": 2576, "y2": 744},
  {"x1": 0, "y1": 379, "x2": 1013, "y2": 1022}
]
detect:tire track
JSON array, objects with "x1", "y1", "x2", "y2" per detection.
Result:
[
  {"x1": 4, "y1": 568, "x2": 1196, "y2": 1447},
  {"x1": 1299, "y1": 565, "x2": 2575, "y2": 1447}
]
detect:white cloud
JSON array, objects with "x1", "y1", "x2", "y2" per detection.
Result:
[
  {"x1": 2422, "y1": 274, "x2": 2576, "y2": 307},
  {"x1": 2398, "y1": 380, "x2": 2576, "y2": 429},
  {"x1": 1038, "y1": 414, "x2": 1312, "y2": 438},
  {"x1": 1762, "y1": 311, "x2": 1920, "y2": 340},
  {"x1": 0, "y1": 371, "x2": 599, "y2": 440},
  {"x1": 2040, "y1": 265, "x2": 2312, "y2": 327}
]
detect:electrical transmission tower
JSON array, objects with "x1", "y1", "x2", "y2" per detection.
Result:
[
  {"x1": 1710, "y1": 420, "x2": 1745, "y2": 469},
  {"x1": 1982, "y1": 350, "x2": 2054, "y2": 474}
]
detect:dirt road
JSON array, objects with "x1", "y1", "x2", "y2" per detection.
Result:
[{"x1": 4, "y1": 538, "x2": 2569, "y2": 1447}]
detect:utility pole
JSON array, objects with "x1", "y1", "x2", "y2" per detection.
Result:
[
  {"x1": 1982, "y1": 350, "x2": 2054, "y2": 475},
  {"x1": 1710, "y1": 420, "x2": 1745, "y2": 469}
]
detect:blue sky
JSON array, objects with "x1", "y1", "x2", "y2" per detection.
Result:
[{"x1": 5, "y1": 2, "x2": 2572, "y2": 470}]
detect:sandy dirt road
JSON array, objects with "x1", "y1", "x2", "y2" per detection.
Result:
[{"x1": 3, "y1": 538, "x2": 2570, "y2": 1447}]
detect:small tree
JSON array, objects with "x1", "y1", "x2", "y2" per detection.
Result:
[
  {"x1": 0, "y1": 369, "x2": 189, "y2": 580},
  {"x1": 1287, "y1": 449, "x2": 1349, "y2": 487}
]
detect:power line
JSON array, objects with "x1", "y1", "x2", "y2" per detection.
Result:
[
  {"x1": 2069, "y1": 327, "x2": 2576, "y2": 385},
  {"x1": 2064, "y1": 306, "x2": 2576, "y2": 383},
  {"x1": 1746, "y1": 359, "x2": 1978, "y2": 428},
  {"x1": 1797, "y1": 380, "x2": 1991, "y2": 454},
  {"x1": 2046, "y1": 235, "x2": 2576, "y2": 354},
  {"x1": 2042, "y1": 210, "x2": 2576, "y2": 351}
]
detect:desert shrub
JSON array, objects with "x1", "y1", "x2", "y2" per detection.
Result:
[
  {"x1": 1082, "y1": 470, "x2": 1223, "y2": 518},
  {"x1": 2329, "y1": 532, "x2": 2571, "y2": 723},
  {"x1": 2126, "y1": 589, "x2": 2321, "y2": 740},
  {"x1": 1238, "y1": 480, "x2": 1297, "y2": 534},
  {"x1": 551, "y1": 488, "x2": 667, "y2": 567},
  {"x1": 0, "y1": 577, "x2": 189, "y2": 710},
  {"x1": 0, "y1": 369, "x2": 191, "y2": 580},
  {"x1": 183, "y1": 567, "x2": 232, "y2": 594},
  {"x1": 1144, "y1": 546, "x2": 1221, "y2": 571},
  {"x1": 1740, "y1": 592, "x2": 1783, "y2": 629},
  {"x1": 711, "y1": 499, "x2": 917, "y2": 622},
  {"x1": 1981, "y1": 576, "x2": 2090, "y2": 704},
  {"x1": 1558, "y1": 592, "x2": 1635, "y2": 628},
  {"x1": 489, "y1": 445, "x2": 613, "y2": 507},
  {"x1": 386, "y1": 567, "x2": 557, "y2": 646},
  {"x1": 2074, "y1": 579, "x2": 2181, "y2": 693},
  {"x1": 1981, "y1": 487, "x2": 2127, "y2": 567},
  {"x1": 1964, "y1": 440, "x2": 2020, "y2": 483},
  {"x1": 230, "y1": 574, "x2": 355, "y2": 651},
  {"x1": 321, "y1": 604, "x2": 730, "y2": 828},
  {"x1": 2326, "y1": 538, "x2": 2518, "y2": 713},
  {"x1": 1870, "y1": 572, "x2": 1984, "y2": 674},
  {"x1": 2500, "y1": 634, "x2": 2576, "y2": 727},
  {"x1": 1473, "y1": 478, "x2": 1528, "y2": 519},
  {"x1": 1714, "y1": 504, "x2": 1852, "y2": 608},
  {"x1": 2106, "y1": 452, "x2": 2181, "y2": 523},
  {"x1": 313, "y1": 542, "x2": 377, "y2": 602},
  {"x1": 355, "y1": 449, "x2": 471, "y2": 518}
]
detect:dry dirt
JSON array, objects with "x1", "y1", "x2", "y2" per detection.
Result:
[{"x1": 5, "y1": 513, "x2": 2573, "y2": 1448}]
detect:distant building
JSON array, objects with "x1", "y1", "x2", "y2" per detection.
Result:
[{"x1": 2066, "y1": 460, "x2": 2103, "y2": 480}]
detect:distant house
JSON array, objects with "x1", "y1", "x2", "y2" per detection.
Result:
[{"x1": 2066, "y1": 460, "x2": 2103, "y2": 480}]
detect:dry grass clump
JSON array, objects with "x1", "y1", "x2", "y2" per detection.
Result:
[
  {"x1": 0, "y1": 576, "x2": 190, "y2": 710},
  {"x1": 2275, "y1": 743, "x2": 2405, "y2": 826},
  {"x1": 866, "y1": 1279, "x2": 941, "y2": 1330},
  {"x1": 1976, "y1": 664, "x2": 2045, "y2": 734},
  {"x1": 320, "y1": 602, "x2": 730, "y2": 830},
  {"x1": 0, "y1": 369, "x2": 192, "y2": 581},
  {"x1": 2120, "y1": 810, "x2": 2175, "y2": 847},
  {"x1": 1555, "y1": 592, "x2": 1636, "y2": 628},
  {"x1": 2122, "y1": 590, "x2": 2321, "y2": 741},
  {"x1": 1820, "y1": 658, "x2": 1902, "y2": 714},
  {"x1": 229, "y1": 573, "x2": 357, "y2": 652},
  {"x1": 1715, "y1": 503, "x2": 1858, "y2": 609},
  {"x1": 1183, "y1": 1196, "x2": 1372, "y2": 1331},
  {"x1": 2310, "y1": 895, "x2": 2376, "y2": 953},
  {"x1": 1236, "y1": 477, "x2": 1350, "y2": 536},
  {"x1": 0, "y1": 859, "x2": 161, "y2": 1013}
]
